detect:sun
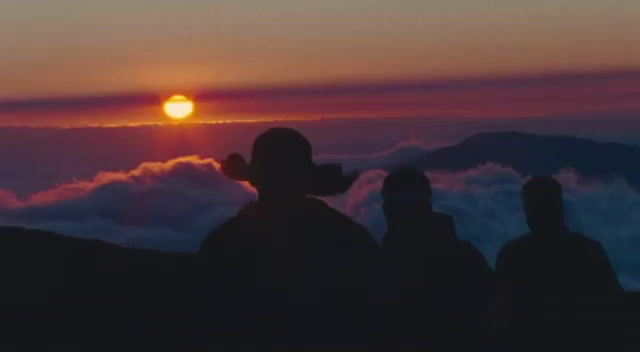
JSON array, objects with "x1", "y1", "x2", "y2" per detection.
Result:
[{"x1": 163, "y1": 95, "x2": 194, "y2": 120}]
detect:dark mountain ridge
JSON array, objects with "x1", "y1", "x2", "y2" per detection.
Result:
[{"x1": 408, "y1": 131, "x2": 640, "y2": 186}]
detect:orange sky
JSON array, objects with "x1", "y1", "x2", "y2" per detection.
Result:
[{"x1": 1, "y1": 0, "x2": 639, "y2": 99}]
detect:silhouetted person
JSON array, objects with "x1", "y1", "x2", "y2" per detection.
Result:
[
  {"x1": 494, "y1": 176, "x2": 622, "y2": 350},
  {"x1": 199, "y1": 128, "x2": 378, "y2": 350},
  {"x1": 380, "y1": 168, "x2": 493, "y2": 350}
]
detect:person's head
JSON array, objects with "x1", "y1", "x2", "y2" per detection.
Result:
[
  {"x1": 249, "y1": 128, "x2": 313, "y2": 198},
  {"x1": 221, "y1": 128, "x2": 358, "y2": 201},
  {"x1": 382, "y1": 168, "x2": 432, "y2": 229},
  {"x1": 522, "y1": 176, "x2": 565, "y2": 234}
]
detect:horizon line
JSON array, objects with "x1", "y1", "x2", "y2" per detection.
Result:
[
  {"x1": 1, "y1": 68, "x2": 639, "y2": 114},
  {"x1": 1, "y1": 112, "x2": 640, "y2": 130}
]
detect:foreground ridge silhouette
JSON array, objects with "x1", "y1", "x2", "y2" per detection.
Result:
[
  {"x1": 494, "y1": 176, "x2": 623, "y2": 350},
  {"x1": 199, "y1": 128, "x2": 378, "y2": 349},
  {"x1": 380, "y1": 168, "x2": 494, "y2": 350}
]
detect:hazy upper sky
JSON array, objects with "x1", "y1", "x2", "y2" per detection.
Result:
[{"x1": 1, "y1": 0, "x2": 639, "y2": 99}]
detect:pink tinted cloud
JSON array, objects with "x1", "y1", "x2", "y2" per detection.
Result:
[{"x1": 24, "y1": 156, "x2": 252, "y2": 205}]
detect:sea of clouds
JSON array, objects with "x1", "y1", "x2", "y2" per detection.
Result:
[{"x1": 0, "y1": 143, "x2": 639, "y2": 290}]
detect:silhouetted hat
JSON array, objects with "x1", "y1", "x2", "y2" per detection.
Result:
[{"x1": 221, "y1": 128, "x2": 359, "y2": 196}]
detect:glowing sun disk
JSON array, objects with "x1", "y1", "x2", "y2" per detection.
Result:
[{"x1": 164, "y1": 95, "x2": 194, "y2": 119}]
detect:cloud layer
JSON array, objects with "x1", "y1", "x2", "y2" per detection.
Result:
[
  {"x1": 0, "y1": 156, "x2": 256, "y2": 251},
  {"x1": 0, "y1": 154, "x2": 639, "y2": 289}
]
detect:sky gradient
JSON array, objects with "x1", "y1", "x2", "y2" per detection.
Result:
[{"x1": 2, "y1": 0, "x2": 639, "y2": 99}]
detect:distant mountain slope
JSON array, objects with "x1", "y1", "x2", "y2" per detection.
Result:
[
  {"x1": 0, "y1": 226, "x2": 198, "y2": 302},
  {"x1": 407, "y1": 131, "x2": 640, "y2": 185}
]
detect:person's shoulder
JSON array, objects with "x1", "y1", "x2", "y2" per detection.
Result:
[
  {"x1": 432, "y1": 211, "x2": 452, "y2": 220},
  {"x1": 306, "y1": 197, "x2": 374, "y2": 241},
  {"x1": 215, "y1": 202, "x2": 259, "y2": 231},
  {"x1": 566, "y1": 230, "x2": 599, "y2": 244},
  {"x1": 307, "y1": 198, "x2": 360, "y2": 225},
  {"x1": 497, "y1": 233, "x2": 534, "y2": 259},
  {"x1": 495, "y1": 233, "x2": 532, "y2": 276},
  {"x1": 198, "y1": 203, "x2": 258, "y2": 255},
  {"x1": 505, "y1": 232, "x2": 535, "y2": 247},
  {"x1": 430, "y1": 211, "x2": 455, "y2": 232},
  {"x1": 457, "y1": 239, "x2": 490, "y2": 265},
  {"x1": 432, "y1": 211, "x2": 454, "y2": 224},
  {"x1": 566, "y1": 231, "x2": 606, "y2": 253},
  {"x1": 457, "y1": 238, "x2": 482, "y2": 254}
]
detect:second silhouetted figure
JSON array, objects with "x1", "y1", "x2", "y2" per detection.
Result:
[{"x1": 380, "y1": 168, "x2": 493, "y2": 350}]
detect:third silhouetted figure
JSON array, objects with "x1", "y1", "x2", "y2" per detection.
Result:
[
  {"x1": 494, "y1": 176, "x2": 621, "y2": 350},
  {"x1": 380, "y1": 168, "x2": 493, "y2": 350}
]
